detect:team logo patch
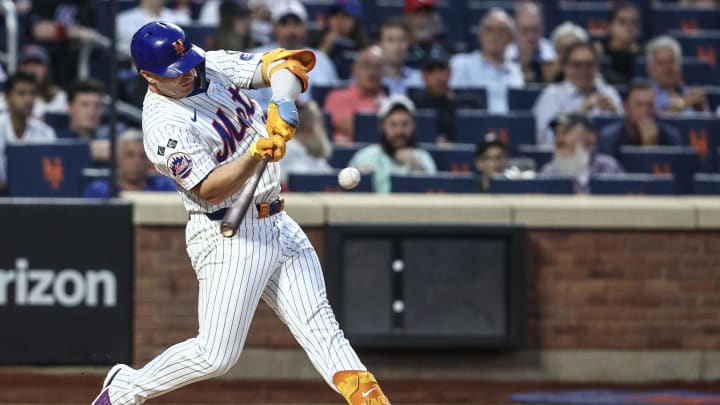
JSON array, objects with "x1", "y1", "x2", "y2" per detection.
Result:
[
  {"x1": 167, "y1": 139, "x2": 178, "y2": 148},
  {"x1": 168, "y1": 152, "x2": 193, "y2": 179},
  {"x1": 157, "y1": 146, "x2": 165, "y2": 156},
  {"x1": 172, "y1": 39, "x2": 186, "y2": 56},
  {"x1": 239, "y1": 52, "x2": 253, "y2": 61}
]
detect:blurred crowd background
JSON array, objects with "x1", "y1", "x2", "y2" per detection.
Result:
[{"x1": 1, "y1": 0, "x2": 720, "y2": 197}]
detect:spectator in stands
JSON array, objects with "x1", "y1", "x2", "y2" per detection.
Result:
[
  {"x1": 246, "y1": 0, "x2": 339, "y2": 111},
  {"x1": 541, "y1": 112, "x2": 623, "y2": 193},
  {"x1": 680, "y1": 0, "x2": 720, "y2": 7},
  {"x1": 548, "y1": 21, "x2": 589, "y2": 82},
  {"x1": 596, "y1": 2, "x2": 642, "y2": 85},
  {"x1": 29, "y1": 0, "x2": 98, "y2": 85},
  {"x1": 59, "y1": 80, "x2": 126, "y2": 163},
  {"x1": 403, "y1": 0, "x2": 449, "y2": 69},
  {"x1": 349, "y1": 95, "x2": 436, "y2": 193},
  {"x1": 646, "y1": 36, "x2": 709, "y2": 115},
  {"x1": 324, "y1": 46, "x2": 387, "y2": 143},
  {"x1": 533, "y1": 42, "x2": 623, "y2": 145},
  {"x1": 208, "y1": 1, "x2": 256, "y2": 51},
  {"x1": 474, "y1": 133, "x2": 508, "y2": 193},
  {"x1": 449, "y1": 8, "x2": 524, "y2": 114},
  {"x1": 411, "y1": 47, "x2": 483, "y2": 143},
  {"x1": 312, "y1": 0, "x2": 367, "y2": 80},
  {"x1": 84, "y1": 129, "x2": 175, "y2": 198},
  {"x1": 17, "y1": 44, "x2": 68, "y2": 118},
  {"x1": 0, "y1": 73, "x2": 56, "y2": 191},
  {"x1": 378, "y1": 18, "x2": 424, "y2": 95},
  {"x1": 116, "y1": 0, "x2": 191, "y2": 54},
  {"x1": 280, "y1": 100, "x2": 333, "y2": 186},
  {"x1": 598, "y1": 80, "x2": 682, "y2": 160},
  {"x1": 505, "y1": 1, "x2": 556, "y2": 83}
]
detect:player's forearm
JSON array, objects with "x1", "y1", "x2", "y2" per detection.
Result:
[
  {"x1": 251, "y1": 62, "x2": 302, "y2": 100},
  {"x1": 192, "y1": 153, "x2": 260, "y2": 204}
]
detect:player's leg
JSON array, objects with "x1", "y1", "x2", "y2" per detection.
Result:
[
  {"x1": 97, "y1": 217, "x2": 282, "y2": 405},
  {"x1": 261, "y1": 213, "x2": 390, "y2": 405}
]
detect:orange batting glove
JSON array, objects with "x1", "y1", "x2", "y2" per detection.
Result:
[
  {"x1": 266, "y1": 97, "x2": 298, "y2": 142},
  {"x1": 333, "y1": 371, "x2": 391, "y2": 405},
  {"x1": 249, "y1": 135, "x2": 285, "y2": 162}
]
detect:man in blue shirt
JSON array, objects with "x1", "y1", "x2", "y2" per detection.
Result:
[
  {"x1": 84, "y1": 128, "x2": 175, "y2": 198},
  {"x1": 598, "y1": 80, "x2": 682, "y2": 161}
]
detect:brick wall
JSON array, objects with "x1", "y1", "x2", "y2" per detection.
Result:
[{"x1": 134, "y1": 227, "x2": 720, "y2": 364}]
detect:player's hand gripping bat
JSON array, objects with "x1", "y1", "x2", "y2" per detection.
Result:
[{"x1": 220, "y1": 154, "x2": 271, "y2": 237}]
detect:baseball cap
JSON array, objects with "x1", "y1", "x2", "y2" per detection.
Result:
[
  {"x1": 421, "y1": 45, "x2": 450, "y2": 70},
  {"x1": 329, "y1": 0, "x2": 362, "y2": 19},
  {"x1": 549, "y1": 112, "x2": 595, "y2": 132},
  {"x1": 475, "y1": 132, "x2": 507, "y2": 157},
  {"x1": 404, "y1": 0, "x2": 435, "y2": 12},
  {"x1": 377, "y1": 94, "x2": 416, "y2": 120},
  {"x1": 272, "y1": 0, "x2": 308, "y2": 24},
  {"x1": 19, "y1": 44, "x2": 50, "y2": 65}
]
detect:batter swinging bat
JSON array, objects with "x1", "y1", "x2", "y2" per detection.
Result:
[{"x1": 220, "y1": 154, "x2": 271, "y2": 237}]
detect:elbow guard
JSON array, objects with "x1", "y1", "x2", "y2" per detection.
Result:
[{"x1": 260, "y1": 48, "x2": 317, "y2": 92}]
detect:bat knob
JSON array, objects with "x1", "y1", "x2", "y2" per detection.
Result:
[{"x1": 220, "y1": 223, "x2": 236, "y2": 238}]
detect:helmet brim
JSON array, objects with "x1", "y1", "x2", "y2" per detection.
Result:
[{"x1": 156, "y1": 45, "x2": 205, "y2": 77}]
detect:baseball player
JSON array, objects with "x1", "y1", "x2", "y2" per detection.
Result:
[{"x1": 91, "y1": 21, "x2": 390, "y2": 405}]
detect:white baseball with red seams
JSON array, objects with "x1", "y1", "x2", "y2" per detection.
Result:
[{"x1": 338, "y1": 167, "x2": 361, "y2": 189}]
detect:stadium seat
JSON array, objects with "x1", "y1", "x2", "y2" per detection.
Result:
[
  {"x1": 590, "y1": 173, "x2": 677, "y2": 195},
  {"x1": 706, "y1": 86, "x2": 720, "y2": 112},
  {"x1": 391, "y1": 172, "x2": 476, "y2": 193},
  {"x1": 6, "y1": 140, "x2": 91, "y2": 197},
  {"x1": 455, "y1": 110, "x2": 535, "y2": 154},
  {"x1": 618, "y1": 146, "x2": 701, "y2": 194},
  {"x1": 556, "y1": 2, "x2": 612, "y2": 38},
  {"x1": 692, "y1": 173, "x2": 720, "y2": 195},
  {"x1": 329, "y1": 143, "x2": 368, "y2": 169},
  {"x1": 424, "y1": 143, "x2": 476, "y2": 173},
  {"x1": 650, "y1": 4, "x2": 720, "y2": 36},
  {"x1": 516, "y1": 144, "x2": 554, "y2": 170},
  {"x1": 508, "y1": 86, "x2": 544, "y2": 111},
  {"x1": 659, "y1": 116, "x2": 720, "y2": 172},
  {"x1": 180, "y1": 25, "x2": 216, "y2": 50},
  {"x1": 288, "y1": 172, "x2": 372, "y2": 192},
  {"x1": 408, "y1": 88, "x2": 488, "y2": 110},
  {"x1": 354, "y1": 110, "x2": 438, "y2": 144},
  {"x1": 488, "y1": 176, "x2": 575, "y2": 194},
  {"x1": 671, "y1": 30, "x2": 720, "y2": 69},
  {"x1": 312, "y1": 84, "x2": 339, "y2": 107},
  {"x1": 618, "y1": 58, "x2": 719, "y2": 86},
  {"x1": 44, "y1": 113, "x2": 70, "y2": 134}
]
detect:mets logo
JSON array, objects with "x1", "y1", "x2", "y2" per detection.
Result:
[
  {"x1": 172, "y1": 39, "x2": 187, "y2": 56},
  {"x1": 168, "y1": 152, "x2": 193, "y2": 179},
  {"x1": 238, "y1": 52, "x2": 253, "y2": 61}
]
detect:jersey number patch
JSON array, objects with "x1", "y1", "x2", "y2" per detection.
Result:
[{"x1": 212, "y1": 85, "x2": 256, "y2": 162}]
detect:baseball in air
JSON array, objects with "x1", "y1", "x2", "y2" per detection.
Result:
[{"x1": 338, "y1": 167, "x2": 361, "y2": 189}]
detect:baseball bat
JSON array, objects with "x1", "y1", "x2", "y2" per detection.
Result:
[{"x1": 220, "y1": 154, "x2": 271, "y2": 238}]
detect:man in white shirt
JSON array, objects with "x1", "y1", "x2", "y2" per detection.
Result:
[
  {"x1": 533, "y1": 41, "x2": 623, "y2": 145},
  {"x1": 378, "y1": 18, "x2": 424, "y2": 95},
  {"x1": 245, "y1": 0, "x2": 339, "y2": 111},
  {"x1": 449, "y1": 8, "x2": 524, "y2": 113},
  {"x1": 0, "y1": 72, "x2": 56, "y2": 190},
  {"x1": 116, "y1": 0, "x2": 191, "y2": 55}
]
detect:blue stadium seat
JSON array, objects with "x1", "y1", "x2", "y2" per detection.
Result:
[
  {"x1": 329, "y1": 143, "x2": 368, "y2": 169},
  {"x1": 455, "y1": 110, "x2": 535, "y2": 154},
  {"x1": 516, "y1": 144, "x2": 554, "y2": 170},
  {"x1": 590, "y1": 174, "x2": 677, "y2": 195},
  {"x1": 659, "y1": 116, "x2": 720, "y2": 172},
  {"x1": 556, "y1": 2, "x2": 612, "y2": 39},
  {"x1": 288, "y1": 172, "x2": 372, "y2": 192},
  {"x1": 671, "y1": 30, "x2": 720, "y2": 69},
  {"x1": 618, "y1": 146, "x2": 701, "y2": 194},
  {"x1": 650, "y1": 4, "x2": 720, "y2": 36},
  {"x1": 621, "y1": 58, "x2": 719, "y2": 86},
  {"x1": 391, "y1": 172, "x2": 476, "y2": 193},
  {"x1": 488, "y1": 176, "x2": 575, "y2": 194},
  {"x1": 707, "y1": 86, "x2": 720, "y2": 112},
  {"x1": 180, "y1": 25, "x2": 215, "y2": 50},
  {"x1": 312, "y1": 84, "x2": 339, "y2": 107},
  {"x1": 692, "y1": 173, "x2": 720, "y2": 195},
  {"x1": 354, "y1": 110, "x2": 438, "y2": 144},
  {"x1": 6, "y1": 140, "x2": 91, "y2": 197},
  {"x1": 424, "y1": 143, "x2": 476, "y2": 173},
  {"x1": 44, "y1": 113, "x2": 70, "y2": 134},
  {"x1": 508, "y1": 86, "x2": 544, "y2": 111}
]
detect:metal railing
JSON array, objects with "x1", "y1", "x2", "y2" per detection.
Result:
[{"x1": 0, "y1": 0, "x2": 17, "y2": 74}]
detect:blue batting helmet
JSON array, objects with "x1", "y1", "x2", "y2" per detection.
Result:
[{"x1": 130, "y1": 21, "x2": 205, "y2": 77}]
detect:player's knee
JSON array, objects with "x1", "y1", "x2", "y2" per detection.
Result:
[{"x1": 199, "y1": 352, "x2": 237, "y2": 377}]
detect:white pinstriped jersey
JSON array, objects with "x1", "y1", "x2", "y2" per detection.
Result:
[{"x1": 142, "y1": 50, "x2": 280, "y2": 213}]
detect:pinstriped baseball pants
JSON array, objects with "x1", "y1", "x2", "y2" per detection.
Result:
[{"x1": 108, "y1": 211, "x2": 365, "y2": 405}]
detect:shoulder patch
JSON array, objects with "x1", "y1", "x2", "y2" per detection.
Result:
[
  {"x1": 167, "y1": 139, "x2": 178, "y2": 148},
  {"x1": 239, "y1": 52, "x2": 254, "y2": 61},
  {"x1": 167, "y1": 152, "x2": 193, "y2": 180},
  {"x1": 157, "y1": 145, "x2": 165, "y2": 156}
]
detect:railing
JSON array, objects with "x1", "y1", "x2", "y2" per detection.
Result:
[{"x1": 0, "y1": 0, "x2": 17, "y2": 74}]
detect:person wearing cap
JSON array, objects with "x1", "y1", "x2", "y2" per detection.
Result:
[
  {"x1": 16, "y1": 44, "x2": 68, "y2": 118},
  {"x1": 504, "y1": 1, "x2": 556, "y2": 83},
  {"x1": 474, "y1": 133, "x2": 509, "y2": 192},
  {"x1": 324, "y1": 46, "x2": 387, "y2": 142},
  {"x1": 410, "y1": 47, "x2": 483, "y2": 142},
  {"x1": 208, "y1": 1, "x2": 257, "y2": 51},
  {"x1": 533, "y1": 41, "x2": 623, "y2": 145},
  {"x1": 246, "y1": 0, "x2": 339, "y2": 111},
  {"x1": 312, "y1": 0, "x2": 367, "y2": 80},
  {"x1": 403, "y1": 0, "x2": 450, "y2": 69},
  {"x1": 377, "y1": 18, "x2": 424, "y2": 96},
  {"x1": 116, "y1": 0, "x2": 191, "y2": 56},
  {"x1": 541, "y1": 112, "x2": 623, "y2": 193},
  {"x1": 449, "y1": 8, "x2": 524, "y2": 114},
  {"x1": 348, "y1": 95, "x2": 437, "y2": 193},
  {"x1": 598, "y1": 80, "x2": 682, "y2": 161}
]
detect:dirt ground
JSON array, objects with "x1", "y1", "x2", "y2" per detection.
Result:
[{"x1": 1, "y1": 371, "x2": 720, "y2": 404}]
